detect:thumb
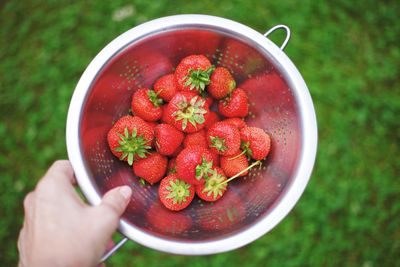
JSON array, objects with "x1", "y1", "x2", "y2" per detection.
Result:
[
  {"x1": 88, "y1": 186, "x2": 132, "y2": 263},
  {"x1": 100, "y1": 186, "x2": 132, "y2": 216},
  {"x1": 93, "y1": 186, "x2": 132, "y2": 234}
]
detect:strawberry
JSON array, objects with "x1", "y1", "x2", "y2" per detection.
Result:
[
  {"x1": 183, "y1": 129, "x2": 207, "y2": 148},
  {"x1": 171, "y1": 144, "x2": 184, "y2": 157},
  {"x1": 133, "y1": 152, "x2": 168, "y2": 184},
  {"x1": 153, "y1": 74, "x2": 178, "y2": 102},
  {"x1": 154, "y1": 124, "x2": 184, "y2": 156},
  {"x1": 223, "y1": 118, "x2": 247, "y2": 130},
  {"x1": 196, "y1": 167, "x2": 227, "y2": 202},
  {"x1": 176, "y1": 146, "x2": 214, "y2": 185},
  {"x1": 175, "y1": 55, "x2": 214, "y2": 95},
  {"x1": 203, "y1": 95, "x2": 214, "y2": 108},
  {"x1": 146, "y1": 121, "x2": 158, "y2": 132},
  {"x1": 206, "y1": 121, "x2": 241, "y2": 156},
  {"x1": 131, "y1": 88, "x2": 163, "y2": 122},
  {"x1": 220, "y1": 152, "x2": 249, "y2": 177},
  {"x1": 204, "y1": 111, "x2": 221, "y2": 130},
  {"x1": 208, "y1": 67, "x2": 236, "y2": 99},
  {"x1": 240, "y1": 127, "x2": 271, "y2": 160},
  {"x1": 197, "y1": 191, "x2": 246, "y2": 231},
  {"x1": 147, "y1": 201, "x2": 192, "y2": 234},
  {"x1": 164, "y1": 92, "x2": 210, "y2": 133},
  {"x1": 167, "y1": 158, "x2": 177, "y2": 174},
  {"x1": 107, "y1": 115, "x2": 153, "y2": 165},
  {"x1": 218, "y1": 88, "x2": 249, "y2": 118},
  {"x1": 158, "y1": 174, "x2": 195, "y2": 211},
  {"x1": 161, "y1": 105, "x2": 174, "y2": 125},
  {"x1": 210, "y1": 150, "x2": 220, "y2": 167}
]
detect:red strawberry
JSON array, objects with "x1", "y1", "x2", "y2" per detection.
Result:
[
  {"x1": 154, "y1": 124, "x2": 184, "y2": 156},
  {"x1": 206, "y1": 121, "x2": 241, "y2": 156},
  {"x1": 153, "y1": 74, "x2": 178, "y2": 102},
  {"x1": 208, "y1": 67, "x2": 236, "y2": 99},
  {"x1": 147, "y1": 201, "x2": 192, "y2": 234},
  {"x1": 161, "y1": 105, "x2": 174, "y2": 125},
  {"x1": 167, "y1": 158, "x2": 177, "y2": 174},
  {"x1": 165, "y1": 92, "x2": 210, "y2": 133},
  {"x1": 223, "y1": 118, "x2": 247, "y2": 130},
  {"x1": 240, "y1": 127, "x2": 271, "y2": 160},
  {"x1": 196, "y1": 167, "x2": 227, "y2": 202},
  {"x1": 175, "y1": 55, "x2": 214, "y2": 95},
  {"x1": 176, "y1": 146, "x2": 214, "y2": 185},
  {"x1": 204, "y1": 111, "x2": 221, "y2": 130},
  {"x1": 146, "y1": 121, "x2": 158, "y2": 132},
  {"x1": 171, "y1": 144, "x2": 184, "y2": 157},
  {"x1": 133, "y1": 152, "x2": 168, "y2": 184},
  {"x1": 107, "y1": 116, "x2": 153, "y2": 165},
  {"x1": 210, "y1": 150, "x2": 220, "y2": 167},
  {"x1": 197, "y1": 191, "x2": 246, "y2": 231},
  {"x1": 183, "y1": 129, "x2": 207, "y2": 148},
  {"x1": 159, "y1": 174, "x2": 195, "y2": 211},
  {"x1": 203, "y1": 95, "x2": 213, "y2": 108},
  {"x1": 131, "y1": 88, "x2": 163, "y2": 122},
  {"x1": 218, "y1": 88, "x2": 249, "y2": 118},
  {"x1": 220, "y1": 152, "x2": 249, "y2": 177}
]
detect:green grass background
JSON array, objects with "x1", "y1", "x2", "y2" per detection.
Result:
[{"x1": 1, "y1": 0, "x2": 399, "y2": 266}]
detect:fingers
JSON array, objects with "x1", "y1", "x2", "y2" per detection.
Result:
[
  {"x1": 44, "y1": 160, "x2": 76, "y2": 185},
  {"x1": 35, "y1": 160, "x2": 77, "y2": 197}
]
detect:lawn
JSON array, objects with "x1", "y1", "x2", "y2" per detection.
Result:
[{"x1": 1, "y1": 0, "x2": 399, "y2": 266}]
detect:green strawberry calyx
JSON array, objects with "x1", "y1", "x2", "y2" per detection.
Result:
[
  {"x1": 172, "y1": 96, "x2": 207, "y2": 130},
  {"x1": 209, "y1": 136, "x2": 227, "y2": 152},
  {"x1": 240, "y1": 141, "x2": 253, "y2": 159},
  {"x1": 195, "y1": 156, "x2": 213, "y2": 181},
  {"x1": 147, "y1": 90, "x2": 163, "y2": 107},
  {"x1": 114, "y1": 127, "x2": 151, "y2": 165},
  {"x1": 165, "y1": 178, "x2": 192, "y2": 205},
  {"x1": 202, "y1": 169, "x2": 227, "y2": 199},
  {"x1": 183, "y1": 65, "x2": 215, "y2": 94}
]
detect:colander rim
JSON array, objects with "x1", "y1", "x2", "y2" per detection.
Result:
[{"x1": 66, "y1": 14, "x2": 318, "y2": 255}]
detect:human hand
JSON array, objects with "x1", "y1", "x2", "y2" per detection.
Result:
[{"x1": 18, "y1": 160, "x2": 132, "y2": 267}]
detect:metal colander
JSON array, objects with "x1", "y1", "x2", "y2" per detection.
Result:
[{"x1": 66, "y1": 15, "x2": 317, "y2": 257}]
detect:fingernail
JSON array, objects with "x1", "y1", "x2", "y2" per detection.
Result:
[{"x1": 119, "y1": 186, "x2": 132, "y2": 200}]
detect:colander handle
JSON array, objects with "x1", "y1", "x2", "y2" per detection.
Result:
[
  {"x1": 100, "y1": 237, "x2": 129, "y2": 263},
  {"x1": 263, "y1": 24, "x2": 291, "y2": 50}
]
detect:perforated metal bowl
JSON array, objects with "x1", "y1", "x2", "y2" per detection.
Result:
[{"x1": 66, "y1": 15, "x2": 317, "y2": 256}]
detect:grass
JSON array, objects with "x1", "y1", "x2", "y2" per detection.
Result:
[{"x1": 1, "y1": 0, "x2": 399, "y2": 266}]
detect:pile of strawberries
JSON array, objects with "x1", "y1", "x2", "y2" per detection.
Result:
[{"x1": 107, "y1": 54, "x2": 271, "y2": 211}]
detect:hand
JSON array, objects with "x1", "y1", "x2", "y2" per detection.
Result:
[{"x1": 18, "y1": 160, "x2": 132, "y2": 267}]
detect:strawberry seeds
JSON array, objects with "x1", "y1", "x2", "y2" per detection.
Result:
[{"x1": 107, "y1": 54, "x2": 271, "y2": 211}]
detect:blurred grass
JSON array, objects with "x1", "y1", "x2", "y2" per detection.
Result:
[{"x1": 1, "y1": 0, "x2": 399, "y2": 266}]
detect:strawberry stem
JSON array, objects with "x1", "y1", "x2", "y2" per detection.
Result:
[
  {"x1": 219, "y1": 160, "x2": 262, "y2": 185},
  {"x1": 228, "y1": 150, "x2": 246, "y2": 160}
]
